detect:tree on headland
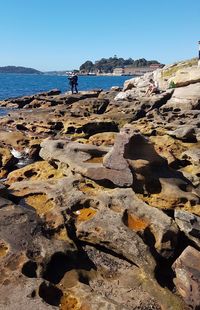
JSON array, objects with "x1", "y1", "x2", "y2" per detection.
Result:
[
  {"x1": 79, "y1": 57, "x2": 162, "y2": 74},
  {"x1": 80, "y1": 61, "x2": 94, "y2": 73}
]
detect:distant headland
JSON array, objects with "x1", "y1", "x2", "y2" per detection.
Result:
[
  {"x1": 0, "y1": 66, "x2": 42, "y2": 74},
  {"x1": 46, "y1": 56, "x2": 164, "y2": 76},
  {"x1": 1, "y1": 57, "x2": 164, "y2": 76}
]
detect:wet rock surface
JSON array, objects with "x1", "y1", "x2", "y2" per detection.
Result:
[{"x1": 0, "y1": 60, "x2": 200, "y2": 309}]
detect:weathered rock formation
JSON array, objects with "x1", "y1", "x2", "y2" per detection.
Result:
[{"x1": 0, "y1": 58, "x2": 199, "y2": 309}]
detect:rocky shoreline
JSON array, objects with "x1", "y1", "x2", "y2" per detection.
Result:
[{"x1": 0, "y1": 59, "x2": 199, "y2": 309}]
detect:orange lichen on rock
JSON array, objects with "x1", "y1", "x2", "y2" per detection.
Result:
[
  {"x1": 76, "y1": 208, "x2": 96, "y2": 222},
  {"x1": 127, "y1": 214, "x2": 149, "y2": 232}
]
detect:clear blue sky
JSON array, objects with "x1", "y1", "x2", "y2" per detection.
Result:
[{"x1": 0, "y1": 0, "x2": 199, "y2": 71}]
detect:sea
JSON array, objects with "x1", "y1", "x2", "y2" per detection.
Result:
[{"x1": 0, "y1": 74, "x2": 133, "y2": 101}]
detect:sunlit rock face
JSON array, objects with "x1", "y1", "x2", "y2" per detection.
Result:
[{"x1": 0, "y1": 59, "x2": 200, "y2": 309}]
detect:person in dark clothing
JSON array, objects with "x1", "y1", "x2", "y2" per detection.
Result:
[{"x1": 68, "y1": 73, "x2": 78, "y2": 94}]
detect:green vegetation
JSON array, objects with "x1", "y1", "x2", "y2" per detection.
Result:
[
  {"x1": 80, "y1": 56, "x2": 162, "y2": 73},
  {"x1": 161, "y1": 58, "x2": 198, "y2": 78},
  {"x1": 0, "y1": 66, "x2": 42, "y2": 74},
  {"x1": 169, "y1": 81, "x2": 176, "y2": 88}
]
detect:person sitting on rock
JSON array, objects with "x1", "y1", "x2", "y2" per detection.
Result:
[
  {"x1": 145, "y1": 79, "x2": 159, "y2": 96},
  {"x1": 68, "y1": 72, "x2": 78, "y2": 94}
]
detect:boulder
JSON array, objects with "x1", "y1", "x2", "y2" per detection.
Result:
[
  {"x1": 75, "y1": 208, "x2": 156, "y2": 275},
  {"x1": 162, "y1": 83, "x2": 200, "y2": 112},
  {"x1": 154, "y1": 58, "x2": 199, "y2": 90},
  {"x1": 175, "y1": 210, "x2": 200, "y2": 248},
  {"x1": 173, "y1": 246, "x2": 200, "y2": 309},
  {"x1": 167, "y1": 66, "x2": 200, "y2": 87},
  {"x1": 0, "y1": 147, "x2": 16, "y2": 178},
  {"x1": 105, "y1": 188, "x2": 179, "y2": 258},
  {"x1": 181, "y1": 147, "x2": 200, "y2": 165},
  {"x1": 81, "y1": 245, "x2": 183, "y2": 310},
  {"x1": 40, "y1": 139, "x2": 133, "y2": 187},
  {"x1": 70, "y1": 98, "x2": 109, "y2": 117},
  {"x1": 167, "y1": 125, "x2": 196, "y2": 141}
]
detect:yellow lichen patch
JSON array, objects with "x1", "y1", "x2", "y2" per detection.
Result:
[
  {"x1": 78, "y1": 180, "x2": 104, "y2": 195},
  {"x1": 150, "y1": 135, "x2": 189, "y2": 164},
  {"x1": 127, "y1": 214, "x2": 149, "y2": 232},
  {"x1": 140, "y1": 194, "x2": 176, "y2": 210},
  {"x1": 76, "y1": 208, "x2": 96, "y2": 222},
  {"x1": 85, "y1": 157, "x2": 103, "y2": 164},
  {"x1": 0, "y1": 241, "x2": 9, "y2": 258},
  {"x1": 182, "y1": 204, "x2": 200, "y2": 217},
  {"x1": 180, "y1": 165, "x2": 200, "y2": 175},
  {"x1": 55, "y1": 228, "x2": 70, "y2": 241},
  {"x1": 0, "y1": 168, "x2": 7, "y2": 178},
  {"x1": 0, "y1": 147, "x2": 13, "y2": 168},
  {"x1": 25, "y1": 194, "x2": 54, "y2": 216},
  {"x1": 0, "y1": 131, "x2": 25, "y2": 149},
  {"x1": 60, "y1": 294, "x2": 81, "y2": 310},
  {"x1": 88, "y1": 132, "x2": 117, "y2": 147},
  {"x1": 6, "y1": 161, "x2": 64, "y2": 185}
]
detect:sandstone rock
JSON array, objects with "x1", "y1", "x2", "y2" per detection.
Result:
[
  {"x1": 105, "y1": 188, "x2": 179, "y2": 258},
  {"x1": 149, "y1": 134, "x2": 188, "y2": 165},
  {"x1": 179, "y1": 164, "x2": 200, "y2": 187},
  {"x1": 167, "y1": 66, "x2": 200, "y2": 87},
  {"x1": 0, "y1": 60, "x2": 200, "y2": 309},
  {"x1": 64, "y1": 119, "x2": 119, "y2": 137},
  {"x1": 8, "y1": 176, "x2": 84, "y2": 233},
  {"x1": 70, "y1": 98, "x2": 109, "y2": 117},
  {"x1": 0, "y1": 147, "x2": 15, "y2": 177},
  {"x1": 181, "y1": 147, "x2": 200, "y2": 165},
  {"x1": 84, "y1": 245, "x2": 184, "y2": 310},
  {"x1": 0, "y1": 130, "x2": 32, "y2": 150},
  {"x1": 0, "y1": 278, "x2": 58, "y2": 309},
  {"x1": 60, "y1": 282, "x2": 128, "y2": 310},
  {"x1": 6, "y1": 160, "x2": 65, "y2": 185},
  {"x1": 162, "y1": 83, "x2": 200, "y2": 112},
  {"x1": 88, "y1": 132, "x2": 117, "y2": 146},
  {"x1": 167, "y1": 125, "x2": 196, "y2": 141},
  {"x1": 173, "y1": 246, "x2": 200, "y2": 309},
  {"x1": 175, "y1": 210, "x2": 200, "y2": 248},
  {"x1": 110, "y1": 86, "x2": 122, "y2": 91},
  {"x1": 154, "y1": 58, "x2": 199, "y2": 90},
  {"x1": 40, "y1": 139, "x2": 133, "y2": 187},
  {"x1": 75, "y1": 207, "x2": 156, "y2": 275},
  {"x1": 122, "y1": 72, "x2": 154, "y2": 92}
]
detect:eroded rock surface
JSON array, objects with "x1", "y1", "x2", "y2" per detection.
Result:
[{"x1": 0, "y1": 60, "x2": 200, "y2": 309}]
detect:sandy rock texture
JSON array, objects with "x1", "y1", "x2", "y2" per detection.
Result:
[{"x1": 0, "y1": 58, "x2": 199, "y2": 309}]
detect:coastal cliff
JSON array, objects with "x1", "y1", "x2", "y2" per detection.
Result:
[{"x1": 0, "y1": 59, "x2": 199, "y2": 309}]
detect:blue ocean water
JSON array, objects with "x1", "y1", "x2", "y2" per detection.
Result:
[{"x1": 0, "y1": 74, "x2": 132, "y2": 101}]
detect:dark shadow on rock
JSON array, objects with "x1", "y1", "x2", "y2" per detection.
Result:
[
  {"x1": 22, "y1": 260, "x2": 37, "y2": 278},
  {"x1": 39, "y1": 281, "x2": 63, "y2": 306},
  {"x1": 154, "y1": 231, "x2": 195, "y2": 291},
  {"x1": 42, "y1": 250, "x2": 96, "y2": 285},
  {"x1": 123, "y1": 134, "x2": 194, "y2": 195}
]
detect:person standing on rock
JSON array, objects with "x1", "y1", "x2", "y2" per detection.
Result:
[{"x1": 68, "y1": 72, "x2": 78, "y2": 94}]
